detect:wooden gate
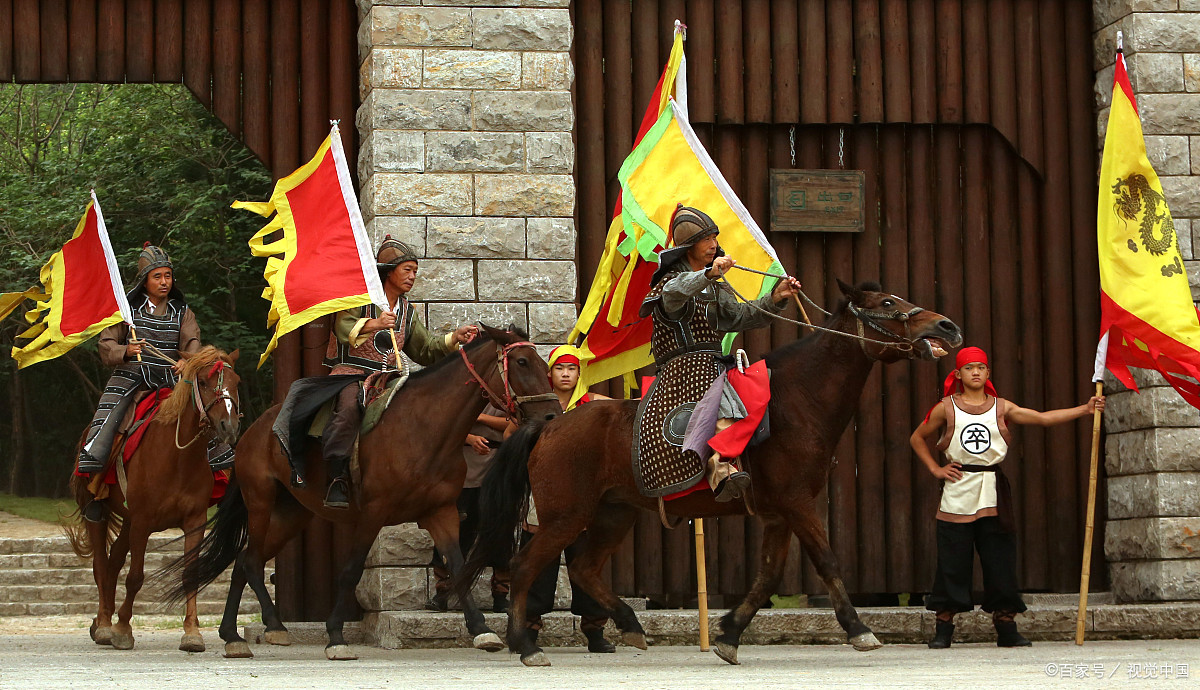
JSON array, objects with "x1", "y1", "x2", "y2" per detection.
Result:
[
  {"x1": 575, "y1": 0, "x2": 1102, "y2": 602},
  {"x1": 0, "y1": 0, "x2": 358, "y2": 621}
]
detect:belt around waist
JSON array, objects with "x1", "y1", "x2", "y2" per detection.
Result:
[
  {"x1": 958, "y1": 464, "x2": 999, "y2": 472},
  {"x1": 655, "y1": 342, "x2": 722, "y2": 367}
]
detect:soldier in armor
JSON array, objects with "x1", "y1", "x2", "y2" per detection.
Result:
[
  {"x1": 910, "y1": 346, "x2": 1105, "y2": 648},
  {"x1": 77, "y1": 243, "x2": 233, "y2": 522},
  {"x1": 320, "y1": 237, "x2": 478, "y2": 509},
  {"x1": 639, "y1": 206, "x2": 802, "y2": 502}
]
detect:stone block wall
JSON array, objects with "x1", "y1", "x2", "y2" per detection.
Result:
[
  {"x1": 1094, "y1": 1, "x2": 1200, "y2": 603},
  {"x1": 354, "y1": 1, "x2": 576, "y2": 612}
]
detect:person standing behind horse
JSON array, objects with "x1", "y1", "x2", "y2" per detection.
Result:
[
  {"x1": 319, "y1": 237, "x2": 478, "y2": 509},
  {"x1": 638, "y1": 206, "x2": 802, "y2": 502},
  {"x1": 909, "y1": 346, "x2": 1105, "y2": 648},
  {"x1": 76, "y1": 243, "x2": 233, "y2": 522}
]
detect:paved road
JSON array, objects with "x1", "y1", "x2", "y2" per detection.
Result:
[{"x1": 0, "y1": 626, "x2": 1196, "y2": 689}]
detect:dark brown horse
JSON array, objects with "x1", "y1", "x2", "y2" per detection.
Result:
[
  {"x1": 65, "y1": 346, "x2": 241, "y2": 652},
  {"x1": 158, "y1": 325, "x2": 561, "y2": 660},
  {"x1": 457, "y1": 281, "x2": 962, "y2": 666}
]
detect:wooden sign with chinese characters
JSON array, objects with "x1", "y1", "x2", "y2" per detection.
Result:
[{"x1": 769, "y1": 169, "x2": 865, "y2": 232}]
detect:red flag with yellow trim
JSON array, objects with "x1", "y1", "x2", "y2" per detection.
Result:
[
  {"x1": 1093, "y1": 43, "x2": 1200, "y2": 407},
  {"x1": 1, "y1": 191, "x2": 133, "y2": 368},
  {"x1": 236, "y1": 122, "x2": 387, "y2": 367}
]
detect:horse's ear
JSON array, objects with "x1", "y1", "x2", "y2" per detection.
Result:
[
  {"x1": 836, "y1": 278, "x2": 863, "y2": 304},
  {"x1": 227, "y1": 349, "x2": 240, "y2": 364}
]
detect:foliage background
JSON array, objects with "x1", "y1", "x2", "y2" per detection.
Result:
[{"x1": 0, "y1": 84, "x2": 273, "y2": 497}]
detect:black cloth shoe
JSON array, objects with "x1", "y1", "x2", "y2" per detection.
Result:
[
  {"x1": 714, "y1": 471, "x2": 752, "y2": 503},
  {"x1": 424, "y1": 592, "x2": 449, "y2": 612},
  {"x1": 82, "y1": 500, "x2": 105, "y2": 524},
  {"x1": 584, "y1": 627, "x2": 616, "y2": 653},
  {"x1": 995, "y1": 620, "x2": 1032, "y2": 647},
  {"x1": 928, "y1": 620, "x2": 954, "y2": 649},
  {"x1": 323, "y1": 478, "x2": 350, "y2": 509},
  {"x1": 492, "y1": 594, "x2": 508, "y2": 614}
]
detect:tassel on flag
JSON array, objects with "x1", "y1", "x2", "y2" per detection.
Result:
[
  {"x1": 235, "y1": 122, "x2": 388, "y2": 367},
  {"x1": 0, "y1": 191, "x2": 133, "y2": 368}
]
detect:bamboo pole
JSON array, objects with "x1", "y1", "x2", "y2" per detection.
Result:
[
  {"x1": 695, "y1": 518, "x2": 710, "y2": 651},
  {"x1": 129, "y1": 324, "x2": 143, "y2": 362},
  {"x1": 1075, "y1": 381, "x2": 1104, "y2": 645}
]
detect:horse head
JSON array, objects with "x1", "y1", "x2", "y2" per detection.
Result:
[
  {"x1": 175, "y1": 347, "x2": 242, "y2": 445},
  {"x1": 470, "y1": 323, "x2": 560, "y2": 423},
  {"x1": 835, "y1": 279, "x2": 963, "y2": 363}
]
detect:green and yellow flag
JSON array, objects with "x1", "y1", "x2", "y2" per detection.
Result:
[{"x1": 1093, "y1": 42, "x2": 1200, "y2": 407}]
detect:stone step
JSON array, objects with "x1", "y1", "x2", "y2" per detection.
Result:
[
  {"x1": 347, "y1": 601, "x2": 1200, "y2": 649},
  {"x1": 0, "y1": 576, "x2": 259, "y2": 604},
  {"x1": 0, "y1": 534, "x2": 185, "y2": 556},
  {"x1": 0, "y1": 598, "x2": 262, "y2": 617},
  {"x1": 0, "y1": 565, "x2": 248, "y2": 587},
  {"x1": 0, "y1": 550, "x2": 199, "y2": 571}
]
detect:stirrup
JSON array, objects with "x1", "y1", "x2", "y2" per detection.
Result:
[
  {"x1": 323, "y1": 478, "x2": 350, "y2": 509},
  {"x1": 82, "y1": 500, "x2": 106, "y2": 524},
  {"x1": 714, "y1": 471, "x2": 751, "y2": 503}
]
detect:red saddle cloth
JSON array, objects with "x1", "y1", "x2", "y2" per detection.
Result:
[{"x1": 76, "y1": 388, "x2": 229, "y2": 505}]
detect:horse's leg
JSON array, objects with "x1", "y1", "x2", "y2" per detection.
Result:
[
  {"x1": 110, "y1": 521, "x2": 150, "y2": 650},
  {"x1": 505, "y1": 514, "x2": 600, "y2": 667},
  {"x1": 423, "y1": 504, "x2": 504, "y2": 653},
  {"x1": 87, "y1": 516, "x2": 117, "y2": 645},
  {"x1": 323, "y1": 517, "x2": 386, "y2": 661},
  {"x1": 558, "y1": 502, "x2": 646, "y2": 649},
  {"x1": 789, "y1": 505, "x2": 882, "y2": 651},
  {"x1": 218, "y1": 554, "x2": 253, "y2": 658},
  {"x1": 712, "y1": 515, "x2": 791, "y2": 665},
  {"x1": 246, "y1": 488, "x2": 309, "y2": 648},
  {"x1": 178, "y1": 511, "x2": 207, "y2": 653}
]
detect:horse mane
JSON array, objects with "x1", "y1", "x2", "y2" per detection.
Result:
[
  {"x1": 405, "y1": 326, "x2": 530, "y2": 382},
  {"x1": 763, "y1": 281, "x2": 883, "y2": 368},
  {"x1": 155, "y1": 345, "x2": 228, "y2": 424}
]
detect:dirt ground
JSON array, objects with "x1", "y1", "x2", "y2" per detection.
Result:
[{"x1": 0, "y1": 509, "x2": 67, "y2": 538}]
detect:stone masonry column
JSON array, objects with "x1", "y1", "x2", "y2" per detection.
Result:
[
  {"x1": 1094, "y1": 1, "x2": 1200, "y2": 602},
  {"x1": 353, "y1": 0, "x2": 577, "y2": 616}
]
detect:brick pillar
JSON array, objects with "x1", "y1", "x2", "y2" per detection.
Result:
[
  {"x1": 1094, "y1": 0, "x2": 1200, "y2": 602},
  {"x1": 354, "y1": 0, "x2": 577, "y2": 613}
]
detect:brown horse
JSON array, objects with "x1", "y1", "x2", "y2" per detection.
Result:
[
  {"x1": 457, "y1": 281, "x2": 963, "y2": 666},
  {"x1": 65, "y1": 346, "x2": 241, "y2": 652},
  {"x1": 158, "y1": 325, "x2": 561, "y2": 660}
]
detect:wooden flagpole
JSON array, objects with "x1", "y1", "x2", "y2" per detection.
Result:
[
  {"x1": 695, "y1": 518, "x2": 710, "y2": 651},
  {"x1": 1075, "y1": 381, "x2": 1104, "y2": 645}
]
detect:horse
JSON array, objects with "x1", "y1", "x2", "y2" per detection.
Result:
[
  {"x1": 157, "y1": 324, "x2": 562, "y2": 660},
  {"x1": 456, "y1": 281, "x2": 963, "y2": 666},
  {"x1": 64, "y1": 345, "x2": 242, "y2": 652}
]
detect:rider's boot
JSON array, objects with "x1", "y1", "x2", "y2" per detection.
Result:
[
  {"x1": 82, "y1": 497, "x2": 106, "y2": 523},
  {"x1": 707, "y1": 452, "x2": 750, "y2": 503},
  {"x1": 323, "y1": 456, "x2": 351, "y2": 509}
]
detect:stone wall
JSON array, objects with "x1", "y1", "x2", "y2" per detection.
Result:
[
  {"x1": 354, "y1": 0, "x2": 576, "y2": 611},
  {"x1": 1094, "y1": 1, "x2": 1200, "y2": 603}
]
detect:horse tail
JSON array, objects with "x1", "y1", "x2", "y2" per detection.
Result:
[
  {"x1": 453, "y1": 419, "x2": 546, "y2": 600},
  {"x1": 154, "y1": 476, "x2": 249, "y2": 607},
  {"x1": 62, "y1": 473, "x2": 123, "y2": 559}
]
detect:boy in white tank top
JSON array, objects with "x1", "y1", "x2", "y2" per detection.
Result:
[{"x1": 910, "y1": 347, "x2": 1105, "y2": 649}]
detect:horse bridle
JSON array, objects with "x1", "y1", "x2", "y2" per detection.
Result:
[
  {"x1": 460, "y1": 341, "x2": 558, "y2": 420},
  {"x1": 846, "y1": 302, "x2": 924, "y2": 360},
  {"x1": 176, "y1": 360, "x2": 241, "y2": 449}
]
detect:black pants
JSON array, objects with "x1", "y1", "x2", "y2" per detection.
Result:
[
  {"x1": 524, "y1": 530, "x2": 609, "y2": 631},
  {"x1": 321, "y1": 383, "x2": 362, "y2": 477},
  {"x1": 925, "y1": 517, "x2": 1027, "y2": 615}
]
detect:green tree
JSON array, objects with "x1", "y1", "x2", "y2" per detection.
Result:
[{"x1": 0, "y1": 84, "x2": 273, "y2": 496}]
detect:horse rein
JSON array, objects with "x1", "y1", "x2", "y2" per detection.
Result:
[
  {"x1": 718, "y1": 275, "x2": 925, "y2": 360},
  {"x1": 460, "y1": 341, "x2": 558, "y2": 420},
  {"x1": 175, "y1": 360, "x2": 241, "y2": 449}
]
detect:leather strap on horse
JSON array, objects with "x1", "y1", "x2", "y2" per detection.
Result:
[
  {"x1": 460, "y1": 341, "x2": 557, "y2": 420},
  {"x1": 658, "y1": 497, "x2": 683, "y2": 529}
]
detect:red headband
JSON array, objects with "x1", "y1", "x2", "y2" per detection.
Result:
[
  {"x1": 547, "y1": 346, "x2": 581, "y2": 368},
  {"x1": 941, "y1": 346, "x2": 998, "y2": 397}
]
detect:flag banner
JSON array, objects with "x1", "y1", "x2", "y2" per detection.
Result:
[
  {"x1": 568, "y1": 22, "x2": 782, "y2": 405},
  {"x1": 236, "y1": 122, "x2": 387, "y2": 368},
  {"x1": 1095, "y1": 45, "x2": 1200, "y2": 407},
  {"x1": 1, "y1": 191, "x2": 132, "y2": 368}
]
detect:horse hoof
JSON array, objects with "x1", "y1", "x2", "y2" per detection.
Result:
[
  {"x1": 110, "y1": 631, "x2": 135, "y2": 650},
  {"x1": 473, "y1": 632, "x2": 504, "y2": 652},
  {"x1": 714, "y1": 641, "x2": 740, "y2": 665},
  {"x1": 93, "y1": 626, "x2": 113, "y2": 646},
  {"x1": 263, "y1": 629, "x2": 292, "y2": 646},
  {"x1": 622, "y1": 631, "x2": 648, "y2": 650},
  {"x1": 521, "y1": 651, "x2": 551, "y2": 667},
  {"x1": 224, "y1": 641, "x2": 254, "y2": 658},
  {"x1": 850, "y1": 631, "x2": 883, "y2": 651},
  {"x1": 325, "y1": 644, "x2": 358, "y2": 661},
  {"x1": 179, "y1": 633, "x2": 205, "y2": 653}
]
